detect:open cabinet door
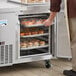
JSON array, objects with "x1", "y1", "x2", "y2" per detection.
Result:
[{"x1": 56, "y1": 0, "x2": 71, "y2": 58}]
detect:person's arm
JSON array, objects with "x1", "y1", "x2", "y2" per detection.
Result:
[
  {"x1": 44, "y1": 0, "x2": 61, "y2": 26},
  {"x1": 43, "y1": 12, "x2": 57, "y2": 26}
]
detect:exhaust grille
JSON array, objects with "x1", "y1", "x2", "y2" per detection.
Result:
[
  {"x1": 9, "y1": 45, "x2": 13, "y2": 63},
  {"x1": 0, "y1": 45, "x2": 13, "y2": 65},
  {"x1": 1, "y1": 46, "x2": 4, "y2": 64},
  {"x1": 5, "y1": 45, "x2": 8, "y2": 64}
]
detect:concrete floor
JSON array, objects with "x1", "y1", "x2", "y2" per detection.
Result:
[{"x1": 0, "y1": 59, "x2": 72, "y2": 76}]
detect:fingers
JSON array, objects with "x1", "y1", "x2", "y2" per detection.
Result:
[
  {"x1": 43, "y1": 21, "x2": 51, "y2": 27},
  {"x1": 44, "y1": 24, "x2": 50, "y2": 27}
]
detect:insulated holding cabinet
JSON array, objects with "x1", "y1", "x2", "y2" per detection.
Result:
[{"x1": 0, "y1": 2, "x2": 56, "y2": 68}]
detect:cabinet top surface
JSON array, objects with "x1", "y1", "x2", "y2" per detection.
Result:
[
  {"x1": 0, "y1": 2, "x2": 19, "y2": 9},
  {"x1": 0, "y1": 2, "x2": 20, "y2": 13}
]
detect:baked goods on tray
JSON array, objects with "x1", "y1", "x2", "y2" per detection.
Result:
[{"x1": 20, "y1": 39, "x2": 46, "y2": 48}]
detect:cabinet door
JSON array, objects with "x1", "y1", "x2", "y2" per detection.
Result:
[{"x1": 56, "y1": 12, "x2": 71, "y2": 58}]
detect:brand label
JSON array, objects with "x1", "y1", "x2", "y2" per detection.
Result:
[{"x1": 0, "y1": 20, "x2": 7, "y2": 26}]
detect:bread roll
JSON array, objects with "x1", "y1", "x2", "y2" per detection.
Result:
[
  {"x1": 39, "y1": 41, "x2": 45, "y2": 46},
  {"x1": 28, "y1": 42, "x2": 33, "y2": 47},
  {"x1": 33, "y1": 41, "x2": 39, "y2": 46},
  {"x1": 20, "y1": 33, "x2": 25, "y2": 36},
  {"x1": 38, "y1": 30, "x2": 44, "y2": 34},
  {"x1": 20, "y1": 42, "x2": 27, "y2": 48}
]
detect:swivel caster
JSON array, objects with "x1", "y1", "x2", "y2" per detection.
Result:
[{"x1": 45, "y1": 60, "x2": 51, "y2": 68}]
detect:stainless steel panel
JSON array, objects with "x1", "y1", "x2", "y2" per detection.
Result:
[{"x1": 56, "y1": 12, "x2": 71, "y2": 58}]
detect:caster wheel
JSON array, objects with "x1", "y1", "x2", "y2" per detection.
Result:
[
  {"x1": 45, "y1": 60, "x2": 51, "y2": 68},
  {"x1": 45, "y1": 63, "x2": 51, "y2": 68}
]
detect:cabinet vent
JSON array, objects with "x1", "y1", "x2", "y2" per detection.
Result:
[{"x1": 0, "y1": 45, "x2": 13, "y2": 65}]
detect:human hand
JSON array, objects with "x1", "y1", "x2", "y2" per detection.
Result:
[{"x1": 43, "y1": 18, "x2": 53, "y2": 27}]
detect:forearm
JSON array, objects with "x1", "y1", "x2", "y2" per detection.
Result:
[
  {"x1": 49, "y1": 0, "x2": 61, "y2": 21},
  {"x1": 48, "y1": 12, "x2": 57, "y2": 21}
]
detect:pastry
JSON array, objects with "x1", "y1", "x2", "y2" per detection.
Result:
[
  {"x1": 38, "y1": 30, "x2": 44, "y2": 34},
  {"x1": 20, "y1": 33, "x2": 25, "y2": 36},
  {"x1": 36, "y1": 20, "x2": 42, "y2": 25},
  {"x1": 27, "y1": 0, "x2": 35, "y2": 3},
  {"x1": 31, "y1": 31, "x2": 38, "y2": 35},
  {"x1": 39, "y1": 41, "x2": 45, "y2": 46},
  {"x1": 28, "y1": 42, "x2": 33, "y2": 47},
  {"x1": 20, "y1": 42, "x2": 27, "y2": 48},
  {"x1": 33, "y1": 41, "x2": 39, "y2": 46},
  {"x1": 28, "y1": 31, "x2": 31, "y2": 35},
  {"x1": 21, "y1": 21, "x2": 25, "y2": 25}
]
